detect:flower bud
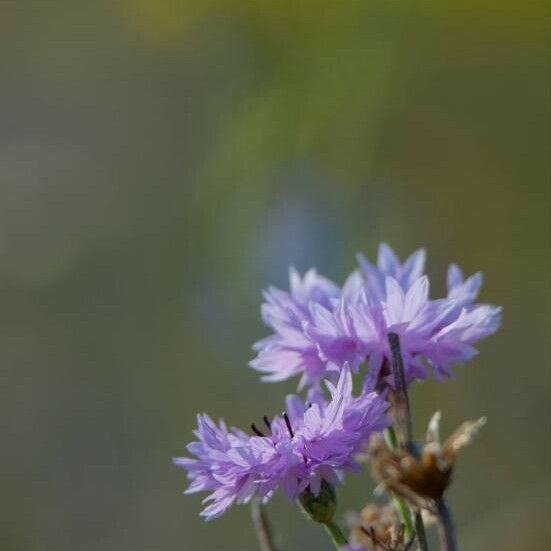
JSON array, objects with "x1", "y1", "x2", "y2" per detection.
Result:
[{"x1": 298, "y1": 479, "x2": 337, "y2": 524}]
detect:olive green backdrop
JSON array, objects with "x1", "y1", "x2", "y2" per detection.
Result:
[{"x1": 1, "y1": 1, "x2": 549, "y2": 550}]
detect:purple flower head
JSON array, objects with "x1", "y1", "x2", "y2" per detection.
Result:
[
  {"x1": 173, "y1": 368, "x2": 389, "y2": 520},
  {"x1": 250, "y1": 245, "x2": 501, "y2": 391}
]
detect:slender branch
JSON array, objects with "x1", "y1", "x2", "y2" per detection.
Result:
[
  {"x1": 251, "y1": 499, "x2": 277, "y2": 551},
  {"x1": 383, "y1": 423, "x2": 400, "y2": 449},
  {"x1": 414, "y1": 511, "x2": 429, "y2": 551},
  {"x1": 436, "y1": 499, "x2": 458, "y2": 551},
  {"x1": 387, "y1": 333, "x2": 429, "y2": 551},
  {"x1": 384, "y1": 427, "x2": 414, "y2": 540},
  {"x1": 323, "y1": 519, "x2": 348, "y2": 549},
  {"x1": 388, "y1": 332, "x2": 413, "y2": 447}
]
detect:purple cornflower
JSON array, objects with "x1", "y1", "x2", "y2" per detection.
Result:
[
  {"x1": 252, "y1": 244, "x2": 501, "y2": 389},
  {"x1": 173, "y1": 368, "x2": 389, "y2": 520}
]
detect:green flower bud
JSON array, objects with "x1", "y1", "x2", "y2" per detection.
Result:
[{"x1": 298, "y1": 479, "x2": 337, "y2": 524}]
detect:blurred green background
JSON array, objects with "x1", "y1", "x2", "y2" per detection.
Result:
[{"x1": 1, "y1": 1, "x2": 549, "y2": 550}]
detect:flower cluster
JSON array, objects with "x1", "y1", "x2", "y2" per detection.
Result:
[
  {"x1": 174, "y1": 368, "x2": 389, "y2": 520},
  {"x1": 251, "y1": 244, "x2": 501, "y2": 389},
  {"x1": 174, "y1": 244, "x2": 501, "y2": 524}
]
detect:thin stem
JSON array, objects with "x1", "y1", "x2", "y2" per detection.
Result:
[
  {"x1": 384, "y1": 427, "x2": 414, "y2": 540},
  {"x1": 388, "y1": 332, "x2": 413, "y2": 447},
  {"x1": 387, "y1": 333, "x2": 429, "y2": 551},
  {"x1": 251, "y1": 499, "x2": 277, "y2": 551},
  {"x1": 323, "y1": 520, "x2": 348, "y2": 549},
  {"x1": 414, "y1": 512, "x2": 429, "y2": 551},
  {"x1": 436, "y1": 499, "x2": 458, "y2": 551},
  {"x1": 383, "y1": 424, "x2": 399, "y2": 449}
]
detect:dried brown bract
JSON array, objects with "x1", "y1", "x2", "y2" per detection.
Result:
[
  {"x1": 348, "y1": 503, "x2": 415, "y2": 551},
  {"x1": 370, "y1": 412, "x2": 486, "y2": 511}
]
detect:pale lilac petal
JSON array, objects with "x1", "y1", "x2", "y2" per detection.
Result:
[
  {"x1": 356, "y1": 252, "x2": 386, "y2": 300},
  {"x1": 401, "y1": 248, "x2": 426, "y2": 288},
  {"x1": 402, "y1": 276, "x2": 429, "y2": 321},
  {"x1": 342, "y1": 269, "x2": 364, "y2": 299},
  {"x1": 384, "y1": 277, "x2": 406, "y2": 326},
  {"x1": 447, "y1": 263, "x2": 464, "y2": 290},
  {"x1": 378, "y1": 243, "x2": 400, "y2": 274}
]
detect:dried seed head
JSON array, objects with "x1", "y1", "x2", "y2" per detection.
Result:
[{"x1": 370, "y1": 413, "x2": 486, "y2": 510}]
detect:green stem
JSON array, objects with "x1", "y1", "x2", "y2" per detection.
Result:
[
  {"x1": 383, "y1": 424, "x2": 399, "y2": 449},
  {"x1": 383, "y1": 427, "x2": 414, "y2": 540},
  {"x1": 323, "y1": 520, "x2": 348, "y2": 548}
]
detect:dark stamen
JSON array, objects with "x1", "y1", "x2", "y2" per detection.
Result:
[
  {"x1": 361, "y1": 526, "x2": 377, "y2": 545},
  {"x1": 263, "y1": 415, "x2": 271, "y2": 431},
  {"x1": 251, "y1": 424, "x2": 265, "y2": 437},
  {"x1": 282, "y1": 412, "x2": 294, "y2": 438}
]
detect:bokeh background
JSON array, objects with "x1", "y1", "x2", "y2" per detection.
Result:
[{"x1": 1, "y1": 1, "x2": 549, "y2": 550}]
